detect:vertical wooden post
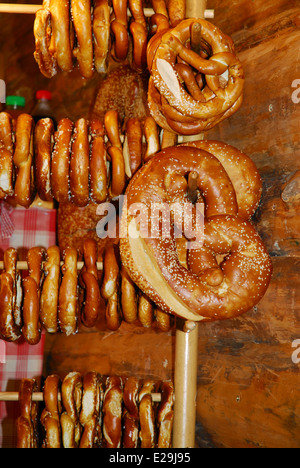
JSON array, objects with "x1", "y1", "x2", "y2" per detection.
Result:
[{"x1": 172, "y1": 0, "x2": 207, "y2": 449}]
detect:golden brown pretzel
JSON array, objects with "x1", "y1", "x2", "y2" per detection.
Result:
[
  {"x1": 70, "y1": 118, "x2": 90, "y2": 207},
  {"x1": 157, "y1": 380, "x2": 174, "y2": 448},
  {"x1": 124, "y1": 118, "x2": 143, "y2": 177},
  {"x1": 104, "y1": 110, "x2": 122, "y2": 150},
  {"x1": 149, "y1": 19, "x2": 244, "y2": 134},
  {"x1": 17, "y1": 379, "x2": 39, "y2": 448},
  {"x1": 101, "y1": 246, "x2": 122, "y2": 331},
  {"x1": 143, "y1": 116, "x2": 161, "y2": 163},
  {"x1": 102, "y1": 376, "x2": 123, "y2": 448},
  {"x1": 79, "y1": 371, "x2": 102, "y2": 448},
  {"x1": 108, "y1": 146, "x2": 126, "y2": 198},
  {"x1": 138, "y1": 293, "x2": 154, "y2": 328},
  {"x1": 120, "y1": 146, "x2": 272, "y2": 322},
  {"x1": 40, "y1": 246, "x2": 61, "y2": 334},
  {"x1": 130, "y1": 21, "x2": 148, "y2": 72},
  {"x1": 22, "y1": 247, "x2": 45, "y2": 345},
  {"x1": 41, "y1": 374, "x2": 62, "y2": 448},
  {"x1": 0, "y1": 248, "x2": 22, "y2": 342},
  {"x1": 34, "y1": 118, "x2": 54, "y2": 202},
  {"x1": 90, "y1": 119, "x2": 108, "y2": 204},
  {"x1": 139, "y1": 380, "x2": 156, "y2": 448},
  {"x1": 61, "y1": 372, "x2": 83, "y2": 448},
  {"x1": 33, "y1": 3, "x2": 57, "y2": 78},
  {"x1": 123, "y1": 377, "x2": 140, "y2": 448},
  {"x1": 121, "y1": 265, "x2": 138, "y2": 324},
  {"x1": 58, "y1": 247, "x2": 78, "y2": 336},
  {"x1": 71, "y1": 0, "x2": 94, "y2": 78},
  {"x1": 13, "y1": 114, "x2": 36, "y2": 207},
  {"x1": 166, "y1": 0, "x2": 186, "y2": 26},
  {"x1": 49, "y1": 0, "x2": 73, "y2": 73},
  {"x1": 80, "y1": 239, "x2": 101, "y2": 328},
  {"x1": 0, "y1": 113, "x2": 14, "y2": 199},
  {"x1": 51, "y1": 118, "x2": 73, "y2": 204},
  {"x1": 93, "y1": 0, "x2": 111, "y2": 74},
  {"x1": 111, "y1": 0, "x2": 129, "y2": 62}
]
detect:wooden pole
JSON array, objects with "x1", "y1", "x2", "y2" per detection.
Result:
[{"x1": 172, "y1": 0, "x2": 207, "y2": 449}]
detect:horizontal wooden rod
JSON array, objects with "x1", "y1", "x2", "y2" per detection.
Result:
[
  {"x1": 0, "y1": 391, "x2": 162, "y2": 403},
  {"x1": 0, "y1": 3, "x2": 214, "y2": 18}
]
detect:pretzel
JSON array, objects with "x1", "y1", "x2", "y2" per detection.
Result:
[
  {"x1": 138, "y1": 293, "x2": 154, "y2": 328},
  {"x1": 70, "y1": 118, "x2": 90, "y2": 207},
  {"x1": 102, "y1": 376, "x2": 123, "y2": 448},
  {"x1": 166, "y1": 0, "x2": 186, "y2": 26},
  {"x1": 111, "y1": 0, "x2": 129, "y2": 62},
  {"x1": 33, "y1": 3, "x2": 57, "y2": 78},
  {"x1": 101, "y1": 246, "x2": 122, "y2": 331},
  {"x1": 13, "y1": 114, "x2": 36, "y2": 207},
  {"x1": 51, "y1": 118, "x2": 73, "y2": 204},
  {"x1": 104, "y1": 110, "x2": 122, "y2": 150},
  {"x1": 120, "y1": 146, "x2": 272, "y2": 322},
  {"x1": 149, "y1": 19, "x2": 244, "y2": 134},
  {"x1": 80, "y1": 239, "x2": 101, "y2": 328},
  {"x1": 0, "y1": 248, "x2": 22, "y2": 342},
  {"x1": 22, "y1": 247, "x2": 45, "y2": 345},
  {"x1": 49, "y1": 0, "x2": 73, "y2": 73},
  {"x1": 157, "y1": 381, "x2": 174, "y2": 448},
  {"x1": 40, "y1": 246, "x2": 61, "y2": 334},
  {"x1": 0, "y1": 113, "x2": 14, "y2": 198},
  {"x1": 123, "y1": 118, "x2": 143, "y2": 177},
  {"x1": 139, "y1": 380, "x2": 156, "y2": 448},
  {"x1": 108, "y1": 146, "x2": 126, "y2": 198},
  {"x1": 58, "y1": 247, "x2": 78, "y2": 336},
  {"x1": 143, "y1": 116, "x2": 161, "y2": 163},
  {"x1": 121, "y1": 265, "x2": 138, "y2": 324},
  {"x1": 17, "y1": 379, "x2": 39, "y2": 448},
  {"x1": 123, "y1": 377, "x2": 140, "y2": 448},
  {"x1": 155, "y1": 307, "x2": 171, "y2": 332},
  {"x1": 79, "y1": 372, "x2": 102, "y2": 448},
  {"x1": 130, "y1": 21, "x2": 148, "y2": 72},
  {"x1": 41, "y1": 375, "x2": 62, "y2": 448},
  {"x1": 34, "y1": 118, "x2": 54, "y2": 202},
  {"x1": 129, "y1": 0, "x2": 147, "y2": 29},
  {"x1": 61, "y1": 372, "x2": 83, "y2": 448},
  {"x1": 71, "y1": 0, "x2": 94, "y2": 78},
  {"x1": 93, "y1": 0, "x2": 111, "y2": 74},
  {"x1": 90, "y1": 120, "x2": 108, "y2": 204}
]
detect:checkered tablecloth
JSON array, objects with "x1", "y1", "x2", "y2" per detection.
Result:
[{"x1": 0, "y1": 202, "x2": 56, "y2": 448}]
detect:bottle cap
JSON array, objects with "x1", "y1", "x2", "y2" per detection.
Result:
[
  {"x1": 6, "y1": 95, "x2": 26, "y2": 108},
  {"x1": 36, "y1": 90, "x2": 52, "y2": 100}
]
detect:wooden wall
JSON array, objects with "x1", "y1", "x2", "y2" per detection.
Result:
[{"x1": 0, "y1": 0, "x2": 299, "y2": 448}]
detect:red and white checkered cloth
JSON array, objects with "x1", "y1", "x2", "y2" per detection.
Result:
[{"x1": 0, "y1": 202, "x2": 57, "y2": 448}]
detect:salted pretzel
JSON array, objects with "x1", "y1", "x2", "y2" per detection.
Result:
[
  {"x1": 80, "y1": 239, "x2": 101, "y2": 328},
  {"x1": 101, "y1": 245, "x2": 122, "y2": 331},
  {"x1": 13, "y1": 114, "x2": 36, "y2": 207},
  {"x1": 49, "y1": 0, "x2": 73, "y2": 73},
  {"x1": 17, "y1": 379, "x2": 39, "y2": 448},
  {"x1": 89, "y1": 119, "x2": 108, "y2": 204},
  {"x1": 71, "y1": 0, "x2": 94, "y2": 78},
  {"x1": 148, "y1": 19, "x2": 244, "y2": 134},
  {"x1": 111, "y1": 0, "x2": 129, "y2": 62},
  {"x1": 40, "y1": 246, "x2": 61, "y2": 334},
  {"x1": 102, "y1": 376, "x2": 123, "y2": 448},
  {"x1": 58, "y1": 247, "x2": 78, "y2": 336},
  {"x1": 51, "y1": 118, "x2": 73, "y2": 203},
  {"x1": 0, "y1": 113, "x2": 14, "y2": 199},
  {"x1": 22, "y1": 247, "x2": 45, "y2": 345},
  {"x1": 41, "y1": 374, "x2": 62, "y2": 448},
  {"x1": 33, "y1": 1, "x2": 57, "y2": 78},
  {"x1": 157, "y1": 380, "x2": 174, "y2": 448},
  {"x1": 34, "y1": 118, "x2": 54, "y2": 202},
  {"x1": 61, "y1": 372, "x2": 83, "y2": 448},
  {"x1": 70, "y1": 118, "x2": 90, "y2": 207},
  {"x1": 139, "y1": 380, "x2": 156, "y2": 448},
  {"x1": 0, "y1": 248, "x2": 22, "y2": 342},
  {"x1": 79, "y1": 371, "x2": 103, "y2": 448},
  {"x1": 120, "y1": 146, "x2": 272, "y2": 322},
  {"x1": 93, "y1": 0, "x2": 111, "y2": 74},
  {"x1": 122, "y1": 377, "x2": 140, "y2": 448}
]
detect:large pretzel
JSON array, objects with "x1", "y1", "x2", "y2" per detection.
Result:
[
  {"x1": 148, "y1": 19, "x2": 244, "y2": 134},
  {"x1": 120, "y1": 146, "x2": 272, "y2": 322}
]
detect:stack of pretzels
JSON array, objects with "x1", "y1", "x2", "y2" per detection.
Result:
[
  {"x1": 0, "y1": 111, "x2": 163, "y2": 208},
  {"x1": 17, "y1": 373, "x2": 174, "y2": 449},
  {"x1": 34, "y1": 0, "x2": 186, "y2": 78},
  {"x1": 147, "y1": 18, "x2": 245, "y2": 134}
]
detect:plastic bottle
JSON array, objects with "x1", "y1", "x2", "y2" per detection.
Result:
[
  {"x1": 30, "y1": 90, "x2": 56, "y2": 126},
  {"x1": 5, "y1": 95, "x2": 26, "y2": 119}
]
